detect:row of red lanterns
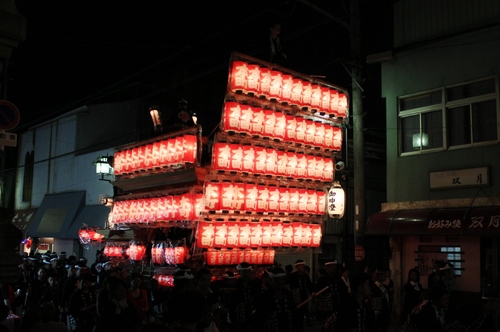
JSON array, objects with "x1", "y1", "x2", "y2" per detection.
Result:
[
  {"x1": 229, "y1": 61, "x2": 348, "y2": 118},
  {"x1": 113, "y1": 135, "x2": 198, "y2": 175},
  {"x1": 111, "y1": 193, "x2": 204, "y2": 224},
  {"x1": 222, "y1": 101, "x2": 342, "y2": 150},
  {"x1": 197, "y1": 221, "x2": 322, "y2": 248},
  {"x1": 212, "y1": 142, "x2": 334, "y2": 181},
  {"x1": 103, "y1": 241, "x2": 147, "y2": 261},
  {"x1": 78, "y1": 228, "x2": 104, "y2": 244},
  {"x1": 151, "y1": 243, "x2": 187, "y2": 265},
  {"x1": 204, "y1": 182, "x2": 326, "y2": 215},
  {"x1": 153, "y1": 274, "x2": 175, "y2": 288},
  {"x1": 206, "y1": 248, "x2": 276, "y2": 266}
]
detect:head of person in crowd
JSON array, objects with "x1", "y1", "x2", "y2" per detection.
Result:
[
  {"x1": 295, "y1": 259, "x2": 306, "y2": 274},
  {"x1": 47, "y1": 276, "x2": 57, "y2": 288},
  {"x1": 351, "y1": 273, "x2": 372, "y2": 300},
  {"x1": 222, "y1": 270, "x2": 237, "y2": 287},
  {"x1": 325, "y1": 260, "x2": 338, "y2": 276},
  {"x1": 195, "y1": 267, "x2": 212, "y2": 294},
  {"x1": 375, "y1": 268, "x2": 387, "y2": 283},
  {"x1": 407, "y1": 268, "x2": 420, "y2": 283},
  {"x1": 439, "y1": 262, "x2": 455, "y2": 282},
  {"x1": 237, "y1": 262, "x2": 254, "y2": 281},
  {"x1": 77, "y1": 274, "x2": 92, "y2": 291},
  {"x1": 129, "y1": 273, "x2": 143, "y2": 291},
  {"x1": 285, "y1": 264, "x2": 293, "y2": 275},
  {"x1": 37, "y1": 266, "x2": 48, "y2": 281},
  {"x1": 67, "y1": 255, "x2": 77, "y2": 266},
  {"x1": 173, "y1": 265, "x2": 195, "y2": 292},
  {"x1": 269, "y1": 267, "x2": 288, "y2": 290}
]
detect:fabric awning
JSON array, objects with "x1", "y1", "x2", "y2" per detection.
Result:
[
  {"x1": 27, "y1": 192, "x2": 85, "y2": 238},
  {"x1": 366, "y1": 206, "x2": 500, "y2": 236}
]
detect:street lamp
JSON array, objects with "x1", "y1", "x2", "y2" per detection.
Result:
[
  {"x1": 149, "y1": 105, "x2": 163, "y2": 134},
  {"x1": 93, "y1": 156, "x2": 114, "y2": 182}
]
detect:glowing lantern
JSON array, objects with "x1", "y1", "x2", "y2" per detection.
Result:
[
  {"x1": 285, "y1": 152, "x2": 298, "y2": 178},
  {"x1": 321, "y1": 87, "x2": 331, "y2": 112},
  {"x1": 113, "y1": 151, "x2": 123, "y2": 175},
  {"x1": 223, "y1": 102, "x2": 242, "y2": 133},
  {"x1": 301, "y1": 224, "x2": 312, "y2": 246},
  {"x1": 263, "y1": 110, "x2": 276, "y2": 138},
  {"x1": 241, "y1": 145, "x2": 256, "y2": 173},
  {"x1": 205, "y1": 183, "x2": 221, "y2": 211},
  {"x1": 281, "y1": 74, "x2": 293, "y2": 103},
  {"x1": 254, "y1": 147, "x2": 267, "y2": 174},
  {"x1": 296, "y1": 154, "x2": 308, "y2": 179},
  {"x1": 333, "y1": 127, "x2": 343, "y2": 151},
  {"x1": 285, "y1": 115, "x2": 297, "y2": 143},
  {"x1": 220, "y1": 183, "x2": 245, "y2": 211},
  {"x1": 302, "y1": 81, "x2": 313, "y2": 108},
  {"x1": 314, "y1": 156, "x2": 325, "y2": 180},
  {"x1": 154, "y1": 274, "x2": 174, "y2": 287},
  {"x1": 226, "y1": 222, "x2": 240, "y2": 248},
  {"x1": 240, "y1": 104, "x2": 254, "y2": 133},
  {"x1": 237, "y1": 249, "x2": 246, "y2": 264},
  {"x1": 314, "y1": 122, "x2": 326, "y2": 147},
  {"x1": 310, "y1": 84, "x2": 322, "y2": 110},
  {"x1": 104, "y1": 243, "x2": 126, "y2": 258},
  {"x1": 291, "y1": 78, "x2": 304, "y2": 105},
  {"x1": 256, "y1": 186, "x2": 270, "y2": 213},
  {"x1": 251, "y1": 109, "x2": 265, "y2": 136},
  {"x1": 166, "y1": 138, "x2": 176, "y2": 166},
  {"x1": 127, "y1": 241, "x2": 146, "y2": 261},
  {"x1": 292, "y1": 223, "x2": 303, "y2": 247},
  {"x1": 268, "y1": 187, "x2": 280, "y2": 212},
  {"x1": 214, "y1": 222, "x2": 228, "y2": 247},
  {"x1": 159, "y1": 140, "x2": 169, "y2": 167},
  {"x1": 310, "y1": 224, "x2": 322, "y2": 247},
  {"x1": 246, "y1": 64, "x2": 261, "y2": 95},
  {"x1": 206, "y1": 249, "x2": 218, "y2": 266},
  {"x1": 244, "y1": 249, "x2": 253, "y2": 264},
  {"x1": 274, "y1": 112, "x2": 287, "y2": 140},
  {"x1": 317, "y1": 191, "x2": 326, "y2": 214},
  {"x1": 298, "y1": 189, "x2": 308, "y2": 214},
  {"x1": 255, "y1": 250, "x2": 264, "y2": 265},
  {"x1": 276, "y1": 152, "x2": 288, "y2": 176},
  {"x1": 230, "y1": 145, "x2": 244, "y2": 172},
  {"x1": 230, "y1": 61, "x2": 248, "y2": 93},
  {"x1": 179, "y1": 193, "x2": 195, "y2": 220},
  {"x1": 323, "y1": 159, "x2": 334, "y2": 181},
  {"x1": 337, "y1": 93, "x2": 348, "y2": 118},
  {"x1": 269, "y1": 71, "x2": 283, "y2": 101},
  {"x1": 329, "y1": 90, "x2": 339, "y2": 115},
  {"x1": 197, "y1": 222, "x2": 215, "y2": 248},
  {"x1": 265, "y1": 149, "x2": 278, "y2": 176},
  {"x1": 327, "y1": 184, "x2": 345, "y2": 218},
  {"x1": 193, "y1": 193, "x2": 205, "y2": 219},
  {"x1": 238, "y1": 222, "x2": 251, "y2": 247},
  {"x1": 131, "y1": 148, "x2": 139, "y2": 170},
  {"x1": 305, "y1": 120, "x2": 316, "y2": 145},
  {"x1": 222, "y1": 249, "x2": 232, "y2": 265},
  {"x1": 249, "y1": 222, "x2": 263, "y2": 247},
  {"x1": 213, "y1": 143, "x2": 231, "y2": 171},
  {"x1": 182, "y1": 135, "x2": 197, "y2": 164},
  {"x1": 124, "y1": 149, "x2": 133, "y2": 173},
  {"x1": 259, "y1": 67, "x2": 272, "y2": 98},
  {"x1": 261, "y1": 222, "x2": 273, "y2": 247},
  {"x1": 278, "y1": 188, "x2": 290, "y2": 211},
  {"x1": 306, "y1": 190, "x2": 318, "y2": 214},
  {"x1": 244, "y1": 184, "x2": 259, "y2": 211},
  {"x1": 263, "y1": 249, "x2": 275, "y2": 265},
  {"x1": 271, "y1": 222, "x2": 284, "y2": 247},
  {"x1": 282, "y1": 223, "x2": 294, "y2": 246},
  {"x1": 288, "y1": 188, "x2": 299, "y2": 213},
  {"x1": 78, "y1": 228, "x2": 104, "y2": 245},
  {"x1": 229, "y1": 249, "x2": 239, "y2": 265},
  {"x1": 151, "y1": 241, "x2": 166, "y2": 265},
  {"x1": 152, "y1": 142, "x2": 162, "y2": 168},
  {"x1": 143, "y1": 144, "x2": 153, "y2": 170},
  {"x1": 174, "y1": 246, "x2": 186, "y2": 264},
  {"x1": 296, "y1": 117, "x2": 307, "y2": 143}
]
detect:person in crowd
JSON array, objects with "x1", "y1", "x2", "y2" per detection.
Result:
[
  {"x1": 95, "y1": 274, "x2": 118, "y2": 318},
  {"x1": 287, "y1": 260, "x2": 313, "y2": 332},
  {"x1": 165, "y1": 266, "x2": 196, "y2": 326},
  {"x1": 94, "y1": 278, "x2": 141, "y2": 332},
  {"x1": 68, "y1": 275, "x2": 97, "y2": 332},
  {"x1": 313, "y1": 261, "x2": 340, "y2": 331},
  {"x1": 60, "y1": 264, "x2": 79, "y2": 326},
  {"x1": 26, "y1": 266, "x2": 49, "y2": 310},
  {"x1": 254, "y1": 267, "x2": 298, "y2": 332},
  {"x1": 194, "y1": 267, "x2": 222, "y2": 332},
  {"x1": 0, "y1": 302, "x2": 10, "y2": 332},
  {"x1": 148, "y1": 278, "x2": 169, "y2": 322},
  {"x1": 427, "y1": 259, "x2": 444, "y2": 291},
  {"x1": 400, "y1": 268, "x2": 423, "y2": 326},
  {"x1": 217, "y1": 270, "x2": 238, "y2": 332},
  {"x1": 338, "y1": 266, "x2": 351, "y2": 305},
  {"x1": 126, "y1": 273, "x2": 149, "y2": 325},
  {"x1": 228, "y1": 262, "x2": 260, "y2": 332},
  {"x1": 58, "y1": 264, "x2": 77, "y2": 323},
  {"x1": 370, "y1": 268, "x2": 392, "y2": 332},
  {"x1": 446, "y1": 290, "x2": 500, "y2": 331},
  {"x1": 337, "y1": 273, "x2": 374, "y2": 332},
  {"x1": 37, "y1": 301, "x2": 70, "y2": 332},
  {"x1": 40, "y1": 276, "x2": 58, "y2": 318},
  {"x1": 171, "y1": 289, "x2": 206, "y2": 332},
  {"x1": 403, "y1": 284, "x2": 450, "y2": 332}
]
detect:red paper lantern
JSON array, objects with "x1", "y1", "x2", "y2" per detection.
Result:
[
  {"x1": 261, "y1": 222, "x2": 273, "y2": 247},
  {"x1": 321, "y1": 87, "x2": 331, "y2": 112},
  {"x1": 246, "y1": 64, "x2": 261, "y2": 95},
  {"x1": 305, "y1": 120, "x2": 316, "y2": 145},
  {"x1": 301, "y1": 224, "x2": 312, "y2": 246},
  {"x1": 329, "y1": 90, "x2": 339, "y2": 115},
  {"x1": 310, "y1": 84, "x2": 322, "y2": 110},
  {"x1": 288, "y1": 188, "x2": 299, "y2": 213},
  {"x1": 268, "y1": 187, "x2": 280, "y2": 212},
  {"x1": 220, "y1": 183, "x2": 245, "y2": 211},
  {"x1": 276, "y1": 152, "x2": 288, "y2": 177},
  {"x1": 151, "y1": 242, "x2": 165, "y2": 265},
  {"x1": 314, "y1": 122, "x2": 326, "y2": 148},
  {"x1": 291, "y1": 78, "x2": 304, "y2": 105},
  {"x1": 285, "y1": 152, "x2": 298, "y2": 178},
  {"x1": 223, "y1": 102, "x2": 242, "y2": 133},
  {"x1": 256, "y1": 186, "x2": 270, "y2": 213},
  {"x1": 281, "y1": 74, "x2": 293, "y2": 103},
  {"x1": 338, "y1": 93, "x2": 348, "y2": 118},
  {"x1": 124, "y1": 149, "x2": 133, "y2": 173},
  {"x1": 317, "y1": 191, "x2": 326, "y2": 214},
  {"x1": 238, "y1": 222, "x2": 251, "y2": 247},
  {"x1": 269, "y1": 71, "x2": 283, "y2": 101},
  {"x1": 226, "y1": 222, "x2": 240, "y2": 248},
  {"x1": 205, "y1": 183, "x2": 221, "y2": 211},
  {"x1": 265, "y1": 148, "x2": 278, "y2": 176},
  {"x1": 278, "y1": 187, "x2": 290, "y2": 211},
  {"x1": 333, "y1": 126, "x2": 343, "y2": 151},
  {"x1": 222, "y1": 249, "x2": 232, "y2": 265},
  {"x1": 213, "y1": 143, "x2": 232, "y2": 171},
  {"x1": 282, "y1": 224, "x2": 294, "y2": 246},
  {"x1": 323, "y1": 159, "x2": 334, "y2": 182},
  {"x1": 298, "y1": 190, "x2": 309, "y2": 214},
  {"x1": 230, "y1": 145, "x2": 244, "y2": 172},
  {"x1": 237, "y1": 249, "x2": 246, "y2": 264},
  {"x1": 159, "y1": 140, "x2": 169, "y2": 167},
  {"x1": 251, "y1": 109, "x2": 265, "y2": 136},
  {"x1": 152, "y1": 142, "x2": 162, "y2": 168},
  {"x1": 274, "y1": 112, "x2": 287, "y2": 140},
  {"x1": 302, "y1": 81, "x2": 313, "y2": 108},
  {"x1": 178, "y1": 194, "x2": 194, "y2": 220},
  {"x1": 183, "y1": 135, "x2": 197, "y2": 164},
  {"x1": 306, "y1": 190, "x2": 318, "y2": 214},
  {"x1": 244, "y1": 184, "x2": 259, "y2": 211},
  {"x1": 230, "y1": 249, "x2": 239, "y2": 265},
  {"x1": 171, "y1": 195, "x2": 182, "y2": 220},
  {"x1": 155, "y1": 274, "x2": 174, "y2": 288},
  {"x1": 263, "y1": 110, "x2": 276, "y2": 138},
  {"x1": 296, "y1": 154, "x2": 308, "y2": 179},
  {"x1": 197, "y1": 221, "x2": 215, "y2": 248},
  {"x1": 310, "y1": 224, "x2": 322, "y2": 247},
  {"x1": 254, "y1": 147, "x2": 267, "y2": 174},
  {"x1": 259, "y1": 67, "x2": 272, "y2": 98},
  {"x1": 206, "y1": 249, "x2": 218, "y2": 266},
  {"x1": 240, "y1": 104, "x2": 254, "y2": 133},
  {"x1": 244, "y1": 249, "x2": 253, "y2": 264},
  {"x1": 127, "y1": 241, "x2": 146, "y2": 261},
  {"x1": 193, "y1": 193, "x2": 204, "y2": 219},
  {"x1": 295, "y1": 117, "x2": 307, "y2": 143},
  {"x1": 292, "y1": 223, "x2": 303, "y2": 246},
  {"x1": 230, "y1": 61, "x2": 248, "y2": 93},
  {"x1": 255, "y1": 250, "x2": 264, "y2": 265},
  {"x1": 271, "y1": 222, "x2": 284, "y2": 247},
  {"x1": 174, "y1": 247, "x2": 186, "y2": 264},
  {"x1": 263, "y1": 249, "x2": 275, "y2": 265},
  {"x1": 285, "y1": 115, "x2": 297, "y2": 143},
  {"x1": 250, "y1": 222, "x2": 263, "y2": 247},
  {"x1": 143, "y1": 144, "x2": 153, "y2": 170},
  {"x1": 314, "y1": 156, "x2": 325, "y2": 181},
  {"x1": 214, "y1": 222, "x2": 228, "y2": 247},
  {"x1": 113, "y1": 151, "x2": 123, "y2": 175},
  {"x1": 104, "y1": 243, "x2": 126, "y2": 258},
  {"x1": 241, "y1": 145, "x2": 256, "y2": 173}
]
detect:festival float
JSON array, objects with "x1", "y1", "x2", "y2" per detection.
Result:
[{"x1": 86, "y1": 52, "x2": 349, "y2": 286}]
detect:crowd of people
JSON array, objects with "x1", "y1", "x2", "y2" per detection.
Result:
[{"x1": 1, "y1": 252, "x2": 500, "y2": 332}]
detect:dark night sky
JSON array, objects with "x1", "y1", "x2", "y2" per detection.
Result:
[{"x1": 6, "y1": 0, "x2": 393, "y2": 134}]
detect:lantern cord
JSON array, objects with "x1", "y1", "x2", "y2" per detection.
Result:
[
  {"x1": 207, "y1": 123, "x2": 220, "y2": 138},
  {"x1": 342, "y1": 63, "x2": 364, "y2": 93}
]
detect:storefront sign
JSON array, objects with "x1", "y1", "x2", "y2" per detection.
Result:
[{"x1": 430, "y1": 167, "x2": 488, "y2": 189}]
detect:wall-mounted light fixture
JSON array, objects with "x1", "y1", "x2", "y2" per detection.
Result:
[
  {"x1": 149, "y1": 105, "x2": 163, "y2": 134},
  {"x1": 93, "y1": 156, "x2": 114, "y2": 182},
  {"x1": 412, "y1": 133, "x2": 429, "y2": 149}
]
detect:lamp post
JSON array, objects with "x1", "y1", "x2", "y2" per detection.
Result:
[{"x1": 93, "y1": 156, "x2": 114, "y2": 182}]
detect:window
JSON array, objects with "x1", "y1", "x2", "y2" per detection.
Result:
[
  {"x1": 399, "y1": 77, "x2": 499, "y2": 155},
  {"x1": 22, "y1": 151, "x2": 34, "y2": 202},
  {"x1": 441, "y1": 246, "x2": 462, "y2": 276}
]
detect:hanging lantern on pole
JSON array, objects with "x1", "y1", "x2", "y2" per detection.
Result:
[{"x1": 327, "y1": 182, "x2": 346, "y2": 218}]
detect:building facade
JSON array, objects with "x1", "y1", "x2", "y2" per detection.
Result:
[{"x1": 367, "y1": 0, "x2": 500, "y2": 318}]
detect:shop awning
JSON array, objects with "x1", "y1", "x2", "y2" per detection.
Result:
[
  {"x1": 366, "y1": 206, "x2": 500, "y2": 236},
  {"x1": 27, "y1": 192, "x2": 85, "y2": 238},
  {"x1": 67, "y1": 205, "x2": 110, "y2": 239},
  {"x1": 12, "y1": 208, "x2": 38, "y2": 236}
]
